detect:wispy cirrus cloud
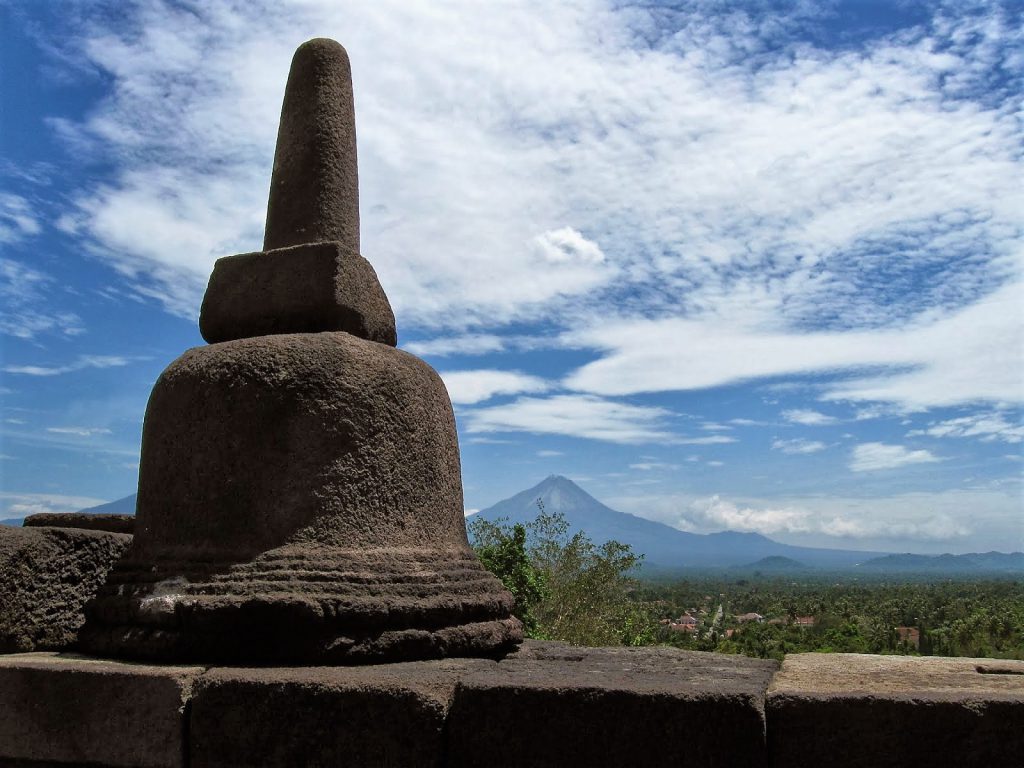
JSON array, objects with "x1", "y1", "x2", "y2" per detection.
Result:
[
  {"x1": 0, "y1": 258, "x2": 85, "y2": 340},
  {"x1": 3, "y1": 354, "x2": 134, "y2": 376},
  {"x1": 441, "y1": 369, "x2": 550, "y2": 405},
  {"x1": 607, "y1": 487, "x2": 998, "y2": 548},
  {"x1": 464, "y1": 394, "x2": 675, "y2": 444},
  {"x1": 43, "y1": 2, "x2": 1023, "y2": 358},
  {"x1": 45, "y1": 426, "x2": 113, "y2": 437},
  {"x1": 908, "y1": 411, "x2": 1024, "y2": 444},
  {"x1": 0, "y1": 193, "x2": 41, "y2": 243},
  {"x1": 783, "y1": 409, "x2": 838, "y2": 426},
  {"x1": 564, "y1": 277, "x2": 1023, "y2": 411},
  {"x1": 403, "y1": 334, "x2": 507, "y2": 357},
  {"x1": 677, "y1": 435, "x2": 737, "y2": 446},
  {"x1": 850, "y1": 442, "x2": 941, "y2": 472},
  {"x1": 772, "y1": 438, "x2": 827, "y2": 455}
]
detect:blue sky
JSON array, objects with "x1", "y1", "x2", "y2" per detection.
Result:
[{"x1": 1, "y1": 0, "x2": 1021, "y2": 553}]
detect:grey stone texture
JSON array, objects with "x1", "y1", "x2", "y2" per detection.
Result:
[
  {"x1": 1, "y1": 645, "x2": 1021, "y2": 767},
  {"x1": 199, "y1": 240, "x2": 397, "y2": 345},
  {"x1": 190, "y1": 659, "x2": 494, "y2": 767},
  {"x1": 79, "y1": 37, "x2": 520, "y2": 664},
  {"x1": 198, "y1": 38, "x2": 397, "y2": 347},
  {"x1": 767, "y1": 653, "x2": 1024, "y2": 768},
  {"x1": 23, "y1": 512, "x2": 135, "y2": 535},
  {"x1": 264, "y1": 38, "x2": 359, "y2": 254},
  {"x1": 0, "y1": 526, "x2": 130, "y2": 652},
  {"x1": 0, "y1": 652, "x2": 203, "y2": 768},
  {"x1": 446, "y1": 640, "x2": 779, "y2": 768},
  {"x1": 80, "y1": 332, "x2": 520, "y2": 663}
]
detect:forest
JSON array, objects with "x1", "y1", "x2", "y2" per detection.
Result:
[{"x1": 468, "y1": 507, "x2": 1024, "y2": 661}]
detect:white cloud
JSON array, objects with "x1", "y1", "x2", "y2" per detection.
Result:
[
  {"x1": 854, "y1": 404, "x2": 903, "y2": 421},
  {"x1": 606, "y1": 487, "x2": 1018, "y2": 550},
  {"x1": 908, "y1": 411, "x2": 1024, "y2": 444},
  {"x1": 3, "y1": 355, "x2": 133, "y2": 376},
  {"x1": 783, "y1": 408, "x2": 837, "y2": 426},
  {"x1": 403, "y1": 335, "x2": 506, "y2": 357},
  {"x1": 772, "y1": 438, "x2": 827, "y2": 454},
  {"x1": 531, "y1": 227, "x2": 606, "y2": 265},
  {"x1": 687, "y1": 496, "x2": 812, "y2": 536},
  {"x1": 0, "y1": 258, "x2": 85, "y2": 340},
  {"x1": 564, "y1": 278, "x2": 1024, "y2": 410},
  {"x1": 0, "y1": 194, "x2": 41, "y2": 243},
  {"x1": 0, "y1": 492, "x2": 108, "y2": 519},
  {"x1": 46, "y1": 426, "x2": 113, "y2": 437},
  {"x1": 676, "y1": 435, "x2": 737, "y2": 445},
  {"x1": 629, "y1": 462, "x2": 679, "y2": 471},
  {"x1": 850, "y1": 442, "x2": 941, "y2": 472},
  {"x1": 464, "y1": 394, "x2": 675, "y2": 444},
  {"x1": 42, "y1": 1, "x2": 1022, "y2": 358},
  {"x1": 537, "y1": 449, "x2": 563, "y2": 457},
  {"x1": 441, "y1": 369, "x2": 550, "y2": 405}
]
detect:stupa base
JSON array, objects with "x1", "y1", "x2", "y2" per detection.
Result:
[{"x1": 79, "y1": 546, "x2": 523, "y2": 664}]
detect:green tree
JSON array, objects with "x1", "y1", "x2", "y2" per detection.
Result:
[
  {"x1": 468, "y1": 518, "x2": 547, "y2": 636},
  {"x1": 468, "y1": 499, "x2": 657, "y2": 645}
]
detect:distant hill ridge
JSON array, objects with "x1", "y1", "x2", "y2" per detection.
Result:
[
  {"x1": 474, "y1": 475, "x2": 881, "y2": 569},
  {"x1": 858, "y1": 551, "x2": 1024, "y2": 572},
  {"x1": 3, "y1": 481, "x2": 1020, "y2": 575},
  {"x1": 473, "y1": 476, "x2": 1023, "y2": 572},
  {"x1": 737, "y1": 555, "x2": 809, "y2": 570}
]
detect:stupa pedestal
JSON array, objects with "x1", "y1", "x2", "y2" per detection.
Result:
[{"x1": 79, "y1": 38, "x2": 522, "y2": 663}]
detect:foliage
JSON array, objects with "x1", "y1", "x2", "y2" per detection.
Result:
[
  {"x1": 471, "y1": 510, "x2": 1024, "y2": 659},
  {"x1": 639, "y1": 575, "x2": 1024, "y2": 661},
  {"x1": 468, "y1": 500, "x2": 658, "y2": 645},
  {"x1": 470, "y1": 519, "x2": 548, "y2": 635}
]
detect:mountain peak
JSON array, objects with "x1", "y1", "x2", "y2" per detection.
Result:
[
  {"x1": 527, "y1": 475, "x2": 608, "y2": 514},
  {"x1": 475, "y1": 476, "x2": 885, "y2": 569}
]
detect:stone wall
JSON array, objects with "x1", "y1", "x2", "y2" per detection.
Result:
[
  {"x1": 0, "y1": 526, "x2": 131, "y2": 653},
  {"x1": 1, "y1": 642, "x2": 1020, "y2": 768}
]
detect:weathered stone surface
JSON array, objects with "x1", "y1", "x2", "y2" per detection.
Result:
[
  {"x1": 82, "y1": 37, "x2": 519, "y2": 666},
  {"x1": 0, "y1": 526, "x2": 130, "y2": 652},
  {"x1": 199, "y1": 240, "x2": 397, "y2": 345},
  {"x1": 0, "y1": 652, "x2": 203, "y2": 768},
  {"x1": 80, "y1": 332, "x2": 521, "y2": 663},
  {"x1": 24, "y1": 512, "x2": 135, "y2": 535},
  {"x1": 446, "y1": 640, "x2": 778, "y2": 768},
  {"x1": 191, "y1": 659, "x2": 493, "y2": 767},
  {"x1": 264, "y1": 38, "x2": 359, "y2": 253},
  {"x1": 767, "y1": 653, "x2": 1024, "y2": 768}
]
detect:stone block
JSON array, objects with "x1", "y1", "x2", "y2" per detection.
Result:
[
  {"x1": 446, "y1": 640, "x2": 778, "y2": 768},
  {"x1": 189, "y1": 659, "x2": 494, "y2": 767},
  {"x1": 0, "y1": 653, "x2": 203, "y2": 768},
  {"x1": 767, "y1": 653, "x2": 1024, "y2": 768},
  {"x1": 80, "y1": 332, "x2": 519, "y2": 664},
  {"x1": 198, "y1": 241, "x2": 396, "y2": 346},
  {"x1": 0, "y1": 525, "x2": 131, "y2": 652},
  {"x1": 23, "y1": 512, "x2": 135, "y2": 535}
]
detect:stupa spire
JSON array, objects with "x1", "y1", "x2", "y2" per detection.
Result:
[
  {"x1": 198, "y1": 38, "x2": 396, "y2": 347},
  {"x1": 264, "y1": 38, "x2": 360, "y2": 253}
]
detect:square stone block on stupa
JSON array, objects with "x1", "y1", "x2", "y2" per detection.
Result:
[{"x1": 78, "y1": 38, "x2": 522, "y2": 664}]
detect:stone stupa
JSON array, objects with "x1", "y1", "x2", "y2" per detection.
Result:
[{"x1": 79, "y1": 38, "x2": 522, "y2": 664}]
